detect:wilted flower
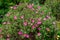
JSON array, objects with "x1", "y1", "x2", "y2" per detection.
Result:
[
  {"x1": 3, "y1": 22, "x2": 6, "y2": 24},
  {"x1": 10, "y1": 6, "x2": 13, "y2": 9},
  {"x1": 23, "y1": 21, "x2": 28, "y2": 26},
  {"x1": 7, "y1": 21, "x2": 10, "y2": 24},
  {"x1": 46, "y1": 28, "x2": 50, "y2": 32},
  {"x1": 31, "y1": 8, "x2": 34, "y2": 10},
  {"x1": 36, "y1": 11, "x2": 38, "y2": 13},
  {"x1": 0, "y1": 29, "x2": 2, "y2": 32},
  {"x1": 6, "y1": 13, "x2": 10, "y2": 17},
  {"x1": 31, "y1": 3, "x2": 34, "y2": 6},
  {"x1": 53, "y1": 22, "x2": 56, "y2": 25},
  {"x1": 23, "y1": 34, "x2": 29, "y2": 38},
  {"x1": 14, "y1": 16, "x2": 17, "y2": 20},
  {"x1": 7, "y1": 34, "x2": 10, "y2": 37},
  {"x1": 0, "y1": 34, "x2": 3, "y2": 38},
  {"x1": 37, "y1": 32, "x2": 41, "y2": 36},
  {"x1": 30, "y1": 23, "x2": 33, "y2": 26}
]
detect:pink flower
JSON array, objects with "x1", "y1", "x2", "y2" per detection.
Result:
[
  {"x1": 14, "y1": 16, "x2": 17, "y2": 20},
  {"x1": 6, "y1": 38, "x2": 10, "y2": 40},
  {"x1": 18, "y1": 31, "x2": 23, "y2": 35},
  {"x1": 27, "y1": 4, "x2": 33, "y2": 9},
  {"x1": 38, "y1": 6, "x2": 41, "y2": 9},
  {"x1": 3, "y1": 22, "x2": 6, "y2": 24},
  {"x1": 13, "y1": 6, "x2": 17, "y2": 10},
  {"x1": 32, "y1": 25, "x2": 35, "y2": 29},
  {"x1": 37, "y1": 21, "x2": 42, "y2": 25},
  {"x1": 37, "y1": 18, "x2": 41, "y2": 21},
  {"x1": 34, "y1": 24, "x2": 38, "y2": 27},
  {"x1": 46, "y1": 28, "x2": 50, "y2": 31},
  {"x1": 43, "y1": 18, "x2": 47, "y2": 21},
  {"x1": 37, "y1": 28, "x2": 41, "y2": 30},
  {"x1": 31, "y1": 19, "x2": 34, "y2": 23},
  {"x1": 46, "y1": 16, "x2": 50, "y2": 19},
  {"x1": 37, "y1": 32, "x2": 41, "y2": 36},
  {"x1": 23, "y1": 21, "x2": 28, "y2": 26},
  {"x1": 20, "y1": 15, "x2": 24, "y2": 19},
  {"x1": 23, "y1": 34, "x2": 29, "y2": 38}
]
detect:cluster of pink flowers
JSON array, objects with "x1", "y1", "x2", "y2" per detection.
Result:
[
  {"x1": 43, "y1": 15, "x2": 51, "y2": 21},
  {"x1": 18, "y1": 31, "x2": 29, "y2": 38},
  {"x1": 0, "y1": 4, "x2": 55, "y2": 40},
  {"x1": 27, "y1": 4, "x2": 34, "y2": 9}
]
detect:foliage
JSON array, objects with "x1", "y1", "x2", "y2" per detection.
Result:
[
  {"x1": 0, "y1": 3, "x2": 56, "y2": 40},
  {"x1": 45, "y1": 0, "x2": 60, "y2": 17}
]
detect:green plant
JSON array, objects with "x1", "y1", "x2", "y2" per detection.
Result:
[{"x1": 0, "y1": 3, "x2": 56, "y2": 40}]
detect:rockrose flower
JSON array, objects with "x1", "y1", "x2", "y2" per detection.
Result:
[
  {"x1": 18, "y1": 31, "x2": 23, "y2": 35},
  {"x1": 31, "y1": 19, "x2": 35, "y2": 23},
  {"x1": 37, "y1": 28, "x2": 41, "y2": 30},
  {"x1": 46, "y1": 15, "x2": 50, "y2": 19},
  {"x1": 20, "y1": 15, "x2": 24, "y2": 19},
  {"x1": 27, "y1": 4, "x2": 33, "y2": 9},
  {"x1": 23, "y1": 34, "x2": 29, "y2": 38},
  {"x1": 32, "y1": 25, "x2": 35, "y2": 29},
  {"x1": 37, "y1": 32, "x2": 41, "y2": 36},
  {"x1": 34, "y1": 24, "x2": 38, "y2": 27},
  {"x1": 43, "y1": 18, "x2": 47, "y2": 21},
  {"x1": 14, "y1": 16, "x2": 17, "y2": 20},
  {"x1": 23, "y1": 21, "x2": 28, "y2": 26},
  {"x1": 37, "y1": 21, "x2": 42, "y2": 25},
  {"x1": 13, "y1": 6, "x2": 17, "y2": 10}
]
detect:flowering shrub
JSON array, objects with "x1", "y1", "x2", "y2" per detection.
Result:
[{"x1": 0, "y1": 3, "x2": 56, "y2": 40}]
